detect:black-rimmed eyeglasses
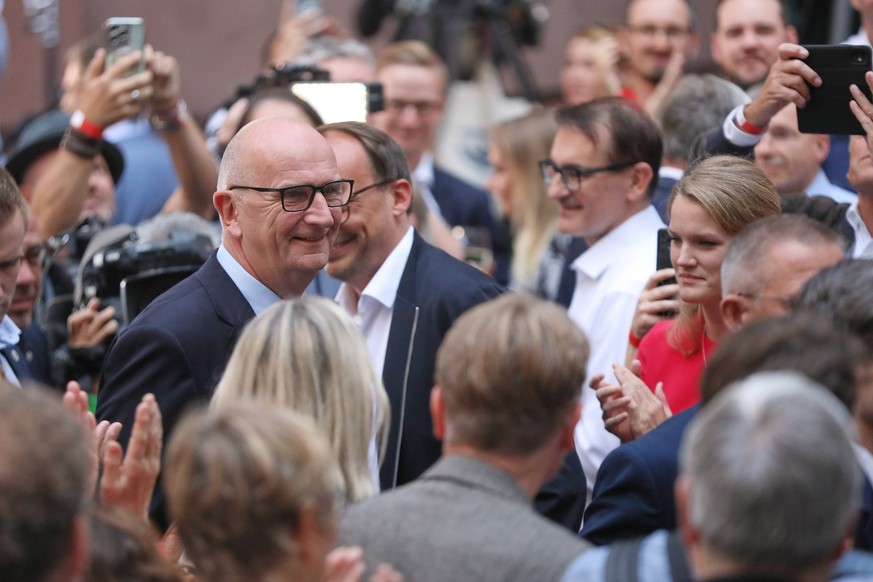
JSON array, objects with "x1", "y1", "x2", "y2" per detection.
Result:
[
  {"x1": 229, "y1": 179, "x2": 354, "y2": 212},
  {"x1": 539, "y1": 159, "x2": 635, "y2": 192},
  {"x1": 352, "y1": 178, "x2": 397, "y2": 199}
]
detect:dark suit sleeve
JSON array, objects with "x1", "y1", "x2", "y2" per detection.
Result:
[
  {"x1": 580, "y1": 444, "x2": 670, "y2": 546},
  {"x1": 692, "y1": 126, "x2": 755, "y2": 161},
  {"x1": 97, "y1": 323, "x2": 207, "y2": 530}
]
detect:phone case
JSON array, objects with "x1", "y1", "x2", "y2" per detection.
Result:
[
  {"x1": 103, "y1": 17, "x2": 146, "y2": 74},
  {"x1": 797, "y1": 44, "x2": 872, "y2": 135}
]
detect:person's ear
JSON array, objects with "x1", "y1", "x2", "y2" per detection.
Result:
[
  {"x1": 720, "y1": 293, "x2": 749, "y2": 332},
  {"x1": 214, "y1": 190, "x2": 241, "y2": 238},
  {"x1": 675, "y1": 475, "x2": 699, "y2": 548},
  {"x1": 559, "y1": 401, "x2": 582, "y2": 451},
  {"x1": 627, "y1": 162, "x2": 655, "y2": 203},
  {"x1": 786, "y1": 25, "x2": 799, "y2": 44},
  {"x1": 430, "y1": 386, "x2": 445, "y2": 440},
  {"x1": 391, "y1": 179, "x2": 414, "y2": 217}
]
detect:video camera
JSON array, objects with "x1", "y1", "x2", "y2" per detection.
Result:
[{"x1": 246, "y1": 64, "x2": 384, "y2": 123}]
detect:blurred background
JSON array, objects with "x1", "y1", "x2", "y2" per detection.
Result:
[{"x1": 0, "y1": 0, "x2": 856, "y2": 138}]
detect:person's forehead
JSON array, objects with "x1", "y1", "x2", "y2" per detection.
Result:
[
  {"x1": 627, "y1": 0, "x2": 691, "y2": 25},
  {"x1": 552, "y1": 126, "x2": 609, "y2": 163},
  {"x1": 378, "y1": 64, "x2": 445, "y2": 97},
  {"x1": 716, "y1": 0, "x2": 783, "y2": 31}
]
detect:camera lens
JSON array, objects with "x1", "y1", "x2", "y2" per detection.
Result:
[{"x1": 852, "y1": 49, "x2": 866, "y2": 65}]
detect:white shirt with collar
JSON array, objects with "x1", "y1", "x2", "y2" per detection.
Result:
[
  {"x1": 0, "y1": 315, "x2": 21, "y2": 387},
  {"x1": 805, "y1": 169, "x2": 857, "y2": 204},
  {"x1": 846, "y1": 201, "x2": 873, "y2": 258},
  {"x1": 567, "y1": 205, "x2": 665, "y2": 505},
  {"x1": 216, "y1": 244, "x2": 282, "y2": 316},
  {"x1": 336, "y1": 227, "x2": 414, "y2": 380},
  {"x1": 336, "y1": 226, "x2": 414, "y2": 490},
  {"x1": 412, "y1": 153, "x2": 443, "y2": 218},
  {"x1": 845, "y1": 28, "x2": 871, "y2": 47}
]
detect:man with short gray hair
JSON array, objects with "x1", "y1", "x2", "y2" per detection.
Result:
[
  {"x1": 720, "y1": 214, "x2": 845, "y2": 330},
  {"x1": 678, "y1": 372, "x2": 860, "y2": 581}
]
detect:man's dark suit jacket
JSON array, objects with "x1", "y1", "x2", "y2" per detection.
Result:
[
  {"x1": 581, "y1": 406, "x2": 699, "y2": 545},
  {"x1": 582, "y1": 403, "x2": 873, "y2": 552},
  {"x1": 18, "y1": 322, "x2": 49, "y2": 385},
  {"x1": 96, "y1": 252, "x2": 255, "y2": 529},
  {"x1": 379, "y1": 232, "x2": 504, "y2": 490},
  {"x1": 431, "y1": 166, "x2": 511, "y2": 286}
]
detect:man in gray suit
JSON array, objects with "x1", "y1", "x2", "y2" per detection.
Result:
[{"x1": 340, "y1": 293, "x2": 591, "y2": 581}]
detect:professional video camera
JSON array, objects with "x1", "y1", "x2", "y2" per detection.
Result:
[{"x1": 77, "y1": 227, "x2": 215, "y2": 326}]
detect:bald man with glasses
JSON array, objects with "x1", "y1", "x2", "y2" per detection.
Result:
[{"x1": 98, "y1": 117, "x2": 348, "y2": 530}]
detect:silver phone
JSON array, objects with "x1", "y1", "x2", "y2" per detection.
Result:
[{"x1": 103, "y1": 17, "x2": 146, "y2": 75}]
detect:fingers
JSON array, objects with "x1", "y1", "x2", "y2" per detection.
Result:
[
  {"x1": 84, "y1": 48, "x2": 107, "y2": 80},
  {"x1": 602, "y1": 395, "x2": 632, "y2": 416},
  {"x1": 654, "y1": 382, "x2": 673, "y2": 417},
  {"x1": 588, "y1": 373, "x2": 605, "y2": 390},
  {"x1": 101, "y1": 440, "x2": 124, "y2": 493},
  {"x1": 371, "y1": 563, "x2": 404, "y2": 582},
  {"x1": 644, "y1": 268, "x2": 676, "y2": 290},
  {"x1": 604, "y1": 411, "x2": 629, "y2": 428},
  {"x1": 595, "y1": 384, "x2": 623, "y2": 403},
  {"x1": 629, "y1": 359, "x2": 643, "y2": 377}
]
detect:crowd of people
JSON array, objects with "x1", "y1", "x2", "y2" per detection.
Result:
[{"x1": 4, "y1": 0, "x2": 873, "y2": 580}]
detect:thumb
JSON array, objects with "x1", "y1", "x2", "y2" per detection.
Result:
[{"x1": 655, "y1": 382, "x2": 673, "y2": 416}]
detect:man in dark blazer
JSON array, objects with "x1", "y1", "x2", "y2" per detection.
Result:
[
  {"x1": 0, "y1": 169, "x2": 32, "y2": 385},
  {"x1": 97, "y1": 118, "x2": 346, "y2": 528},
  {"x1": 370, "y1": 40, "x2": 509, "y2": 284},
  {"x1": 581, "y1": 315, "x2": 870, "y2": 549},
  {"x1": 341, "y1": 294, "x2": 590, "y2": 581},
  {"x1": 319, "y1": 121, "x2": 503, "y2": 490}
]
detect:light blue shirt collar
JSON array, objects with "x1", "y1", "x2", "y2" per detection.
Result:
[
  {"x1": 216, "y1": 245, "x2": 282, "y2": 316},
  {"x1": 0, "y1": 315, "x2": 20, "y2": 349}
]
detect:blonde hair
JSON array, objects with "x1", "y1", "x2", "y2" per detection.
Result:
[
  {"x1": 376, "y1": 40, "x2": 449, "y2": 94},
  {"x1": 166, "y1": 405, "x2": 341, "y2": 582},
  {"x1": 212, "y1": 296, "x2": 389, "y2": 502},
  {"x1": 490, "y1": 110, "x2": 559, "y2": 292},
  {"x1": 666, "y1": 156, "x2": 781, "y2": 354}
]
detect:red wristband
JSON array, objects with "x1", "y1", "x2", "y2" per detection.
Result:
[
  {"x1": 629, "y1": 329, "x2": 642, "y2": 348},
  {"x1": 70, "y1": 110, "x2": 104, "y2": 139},
  {"x1": 735, "y1": 108, "x2": 767, "y2": 135}
]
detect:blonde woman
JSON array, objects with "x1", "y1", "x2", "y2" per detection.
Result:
[
  {"x1": 634, "y1": 156, "x2": 781, "y2": 413},
  {"x1": 212, "y1": 295, "x2": 389, "y2": 502},
  {"x1": 487, "y1": 109, "x2": 561, "y2": 295}
]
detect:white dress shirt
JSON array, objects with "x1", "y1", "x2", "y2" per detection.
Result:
[
  {"x1": 336, "y1": 227, "x2": 415, "y2": 490},
  {"x1": 567, "y1": 205, "x2": 664, "y2": 505},
  {"x1": 845, "y1": 202, "x2": 873, "y2": 258}
]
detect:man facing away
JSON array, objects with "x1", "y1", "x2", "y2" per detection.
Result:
[
  {"x1": 341, "y1": 294, "x2": 591, "y2": 581},
  {"x1": 318, "y1": 121, "x2": 503, "y2": 490}
]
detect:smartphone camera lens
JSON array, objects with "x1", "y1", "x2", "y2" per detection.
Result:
[{"x1": 852, "y1": 48, "x2": 867, "y2": 65}]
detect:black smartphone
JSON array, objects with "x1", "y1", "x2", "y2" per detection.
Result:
[
  {"x1": 797, "y1": 44, "x2": 872, "y2": 135},
  {"x1": 656, "y1": 228, "x2": 677, "y2": 317}
]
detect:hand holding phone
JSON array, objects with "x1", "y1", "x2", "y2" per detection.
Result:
[{"x1": 797, "y1": 44, "x2": 873, "y2": 135}]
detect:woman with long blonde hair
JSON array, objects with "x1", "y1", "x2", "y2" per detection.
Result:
[
  {"x1": 487, "y1": 109, "x2": 561, "y2": 295},
  {"x1": 212, "y1": 295, "x2": 390, "y2": 502}
]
